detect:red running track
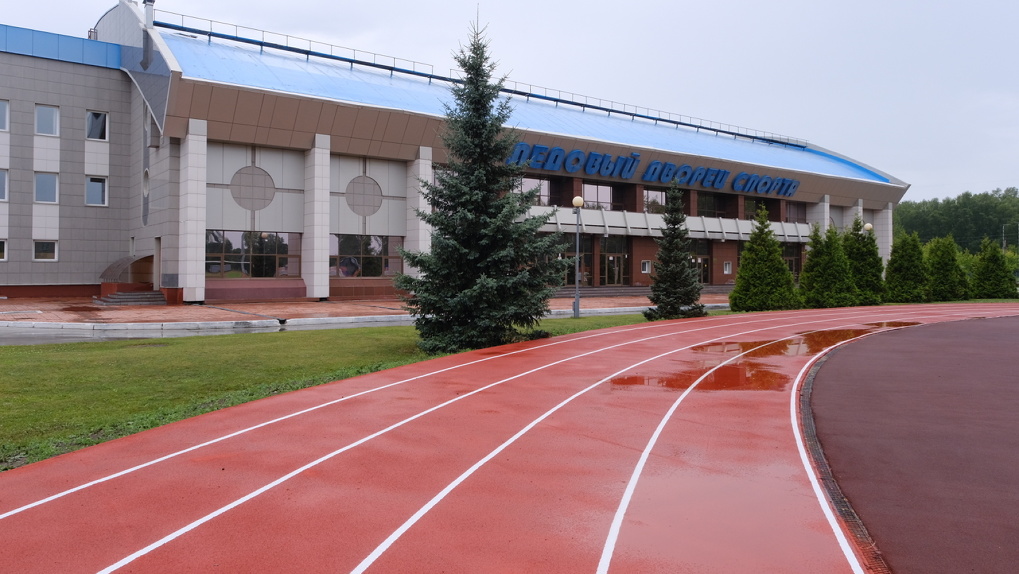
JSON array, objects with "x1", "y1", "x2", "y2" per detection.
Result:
[{"x1": 2, "y1": 303, "x2": 1018, "y2": 573}]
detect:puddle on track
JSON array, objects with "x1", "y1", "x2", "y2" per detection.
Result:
[{"x1": 611, "y1": 327, "x2": 881, "y2": 393}]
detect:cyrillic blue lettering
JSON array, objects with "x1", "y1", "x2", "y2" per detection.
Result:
[
  {"x1": 733, "y1": 172, "x2": 750, "y2": 192},
  {"x1": 756, "y1": 176, "x2": 773, "y2": 194},
  {"x1": 544, "y1": 147, "x2": 565, "y2": 171},
  {"x1": 508, "y1": 142, "x2": 530, "y2": 165},
  {"x1": 585, "y1": 152, "x2": 604, "y2": 175},
  {"x1": 642, "y1": 161, "x2": 663, "y2": 182},
  {"x1": 564, "y1": 150, "x2": 585, "y2": 173},
  {"x1": 714, "y1": 170, "x2": 730, "y2": 189},
  {"x1": 660, "y1": 163, "x2": 678, "y2": 183},
  {"x1": 528, "y1": 145, "x2": 550, "y2": 169},
  {"x1": 689, "y1": 166, "x2": 707, "y2": 187}
]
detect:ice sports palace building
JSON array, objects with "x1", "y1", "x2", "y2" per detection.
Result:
[{"x1": 0, "y1": 0, "x2": 909, "y2": 303}]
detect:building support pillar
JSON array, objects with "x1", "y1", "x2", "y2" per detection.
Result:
[
  {"x1": 179, "y1": 118, "x2": 207, "y2": 303},
  {"x1": 404, "y1": 146, "x2": 433, "y2": 278},
  {"x1": 303, "y1": 134, "x2": 330, "y2": 299},
  {"x1": 875, "y1": 202, "x2": 894, "y2": 262},
  {"x1": 807, "y1": 194, "x2": 830, "y2": 230}
]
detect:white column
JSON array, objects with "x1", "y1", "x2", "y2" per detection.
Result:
[
  {"x1": 875, "y1": 202, "x2": 894, "y2": 262},
  {"x1": 806, "y1": 194, "x2": 830, "y2": 230},
  {"x1": 844, "y1": 198, "x2": 864, "y2": 228},
  {"x1": 179, "y1": 118, "x2": 207, "y2": 302},
  {"x1": 404, "y1": 146, "x2": 433, "y2": 277},
  {"x1": 303, "y1": 134, "x2": 330, "y2": 299}
]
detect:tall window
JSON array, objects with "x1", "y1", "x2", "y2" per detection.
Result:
[
  {"x1": 0, "y1": 169, "x2": 7, "y2": 201},
  {"x1": 34, "y1": 241, "x2": 57, "y2": 261},
  {"x1": 35, "y1": 105, "x2": 59, "y2": 136},
  {"x1": 330, "y1": 235, "x2": 403, "y2": 277},
  {"x1": 785, "y1": 201, "x2": 807, "y2": 223},
  {"x1": 86, "y1": 177, "x2": 107, "y2": 206},
  {"x1": 86, "y1": 111, "x2": 108, "y2": 140},
  {"x1": 582, "y1": 182, "x2": 622, "y2": 211},
  {"x1": 516, "y1": 177, "x2": 550, "y2": 206},
  {"x1": 644, "y1": 188, "x2": 666, "y2": 213},
  {"x1": 0, "y1": 100, "x2": 8, "y2": 131},
  {"x1": 205, "y1": 230, "x2": 300, "y2": 278},
  {"x1": 0, "y1": 240, "x2": 6, "y2": 261},
  {"x1": 35, "y1": 173, "x2": 58, "y2": 203}
]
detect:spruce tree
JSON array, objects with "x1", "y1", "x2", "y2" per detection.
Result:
[
  {"x1": 971, "y1": 238, "x2": 1018, "y2": 298},
  {"x1": 394, "y1": 25, "x2": 569, "y2": 353},
  {"x1": 842, "y1": 217, "x2": 885, "y2": 305},
  {"x1": 799, "y1": 224, "x2": 859, "y2": 308},
  {"x1": 926, "y1": 235, "x2": 969, "y2": 301},
  {"x1": 729, "y1": 205, "x2": 801, "y2": 312},
  {"x1": 885, "y1": 232, "x2": 930, "y2": 303},
  {"x1": 644, "y1": 183, "x2": 705, "y2": 320}
]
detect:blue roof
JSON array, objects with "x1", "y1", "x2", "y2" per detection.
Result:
[
  {"x1": 160, "y1": 31, "x2": 889, "y2": 184},
  {"x1": 0, "y1": 25, "x2": 121, "y2": 69}
]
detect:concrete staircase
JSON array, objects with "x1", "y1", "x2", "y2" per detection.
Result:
[{"x1": 97, "y1": 291, "x2": 167, "y2": 306}]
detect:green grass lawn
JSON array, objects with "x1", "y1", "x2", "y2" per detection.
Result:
[{"x1": 0, "y1": 314, "x2": 647, "y2": 470}]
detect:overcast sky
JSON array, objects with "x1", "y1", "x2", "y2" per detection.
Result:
[{"x1": 6, "y1": 0, "x2": 1019, "y2": 202}]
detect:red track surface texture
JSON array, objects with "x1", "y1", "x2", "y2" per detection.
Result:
[{"x1": 2, "y1": 304, "x2": 1018, "y2": 573}]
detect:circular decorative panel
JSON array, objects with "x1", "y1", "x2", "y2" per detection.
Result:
[
  {"x1": 229, "y1": 166, "x2": 277, "y2": 211},
  {"x1": 345, "y1": 175, "x2": 384, "y2": 217}
]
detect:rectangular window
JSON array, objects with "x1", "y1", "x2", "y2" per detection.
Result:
[
  {"x1": 86, "y1": 176, "x2": 107, "y2": 206},
  {"x1": 35, "y1": 105, "x2": 59, "y2": 136},
  {"x1": 204, "y1": 230, "x2": 301, "y2": 278},
  {"x1": 0, "y1": 100, "x2": 8, "y2": 131},
  {"x1": 35, "y1": 172, "x2": 58, "y2": 203},
  {"x1": 0, "y1": 169, "x2": 7, "y2": 201},
  {"x1": 644, "y1": 188, "x2": 667, "y2": 213},
  {"x1": 0, "y1": 240, "x2": 6, "y2": 261},
  {"x1": 641, "y1": 260, "x2": 651, "y2": 274},
  {"x1": 582, "y1": 183, "x2": 623, "y2": 211},
  {"x1": 86, "y1": 111, "x2": 108, "y2": 140},
  {"x1": 516, "y1": 177, "x2": 550, "y2": 206},
  {"x1": 34, "y1": 240, "x2": 57, "y2": 261},
  {"x1": 330, "y1": 235, "x2": 404, "y2": 277},
  {"x1": 723, "y1": 261, "x2": 733, "y2": 275}
]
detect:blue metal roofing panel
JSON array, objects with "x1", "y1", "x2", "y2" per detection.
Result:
[
  {"x1": 161, "y1": 31, "x2": 888, "y2": 184},
  {"x1": 0, "y1": 25, "x2": 121, "y2": 69}
]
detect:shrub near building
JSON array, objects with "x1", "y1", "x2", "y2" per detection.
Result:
[
  {"x1": 799, "y1": 224, "x2": 859, "y2": 308},
  {"x1": 843, "y1": 218, "x2": 885, "y2": 305},
  {"x1": 925, "y1": 235, "x2": 970, "y2": 301},
  {"x1": 885, "y1": 233, "x2": 931, "y2": 303},
  {"x1": 729, "y1": 205, "x2": 801, "y2": 312},
  {"x1": 971, "y1": 238, "x2": 1019, "y2": 299}
]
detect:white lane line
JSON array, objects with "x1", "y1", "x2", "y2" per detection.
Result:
[
  {"x1": 789, "y1": 339, "x2": 869, "y2": 574},
  {"x1": 98, "y1": 317, "x2": 776, "y2": 573},
  {"x1": 351, "y1": 309, "x2": 926, "y2": 574},
  {"x1": 7, "y1": 308, "x2": 863, "y2": 520},
  {"x1": 0, "y1": 318, "x2": 704, "y2": 521},
  {"x1": 594, "y1": 310, "x2": 952, "y2": 574}
]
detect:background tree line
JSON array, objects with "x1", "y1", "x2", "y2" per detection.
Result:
[
  {"x1": 730, "y1": 206, "x2": 1018, "y2": 313},
  {"x1": 895, "y1": 187, "x2": 1019, "y2": 253}
]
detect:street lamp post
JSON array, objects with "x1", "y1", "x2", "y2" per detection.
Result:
[{"x1": 572, "y1": 195, "x2": 584, "y2": 319}]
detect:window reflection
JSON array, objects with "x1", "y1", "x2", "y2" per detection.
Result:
[{"x1": 330, "y1": 235, "x2": 404, "y2": 277}]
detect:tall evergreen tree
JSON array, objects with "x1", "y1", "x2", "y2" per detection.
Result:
[
  {"x1": 729, "y1": 205, "x2": 801, "y2": 312},
  {"x1": 394, "y1": 25, "x2": 569, "y2": 354},
  {"x1": 885, "y1": 232, "x2": 930, "y2": 303},
  {"x1": 843, "y1": 218, "x2": 885, "y2": 305},
  {"x1": 925, "y1": 235, "x2": 969, "y2": 301},
  {"x1": 799, "y1": 224, "x2": 859, "y2": 308},
  {"x1": 644, "y1": 183, "x2": 705, "y2": 320},
  {"x1": 971, "y1": 238, "x2": 1018, "y2": 298}
]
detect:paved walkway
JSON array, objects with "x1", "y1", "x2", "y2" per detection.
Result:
[
  {"x1": 0, "y1": 294, "x2": 730, "y2": 325},
  {"x1": 0, "y1": 294, "x2": 729, "y2": 344}
]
